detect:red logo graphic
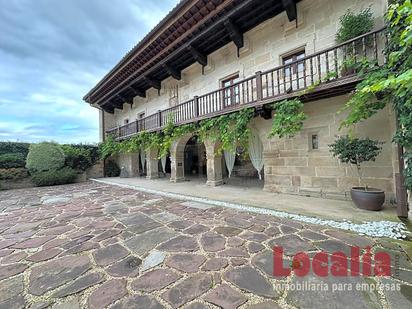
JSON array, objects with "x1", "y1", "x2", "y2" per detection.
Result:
[{"x1": 273, "y1": 246, "x2": 391, "y2": 277}]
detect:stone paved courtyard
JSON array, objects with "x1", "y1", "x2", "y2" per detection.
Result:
[{"x1": 0, "y1": 182, "x2": 411, "y2": 309}]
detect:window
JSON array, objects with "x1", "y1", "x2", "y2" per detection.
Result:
[
  {"x1": 283, "y1": 50, "x2": 305, "y2": 77},
  {"x1": 221, "y1": 74, "x2": 240, "y2": 107},
  {"x1": 311, "y1": 134, "x2": 319, "y2": 150}
]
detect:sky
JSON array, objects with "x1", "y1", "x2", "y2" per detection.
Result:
[{"x1": 0, "y1": 0, "x2": 179, "y2": 144}]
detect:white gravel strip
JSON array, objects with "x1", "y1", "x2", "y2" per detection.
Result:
[{"x1": 91, "y1": 178, "x2": 409, "y2": 240}]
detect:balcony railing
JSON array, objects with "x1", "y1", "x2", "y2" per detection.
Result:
[{"x1": 107, "y1": 28, "x2": 386, "y2": 139}]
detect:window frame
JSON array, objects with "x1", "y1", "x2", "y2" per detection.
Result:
[
  {"x1": 221, "y1": 73, "x2": 240, "y2": 107},
  {"x1": 282, "y1": 49, "x2": 306, "y2": 77}
]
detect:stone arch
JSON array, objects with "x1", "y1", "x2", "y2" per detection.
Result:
[{"x1": 170, "y1": 133, "x2": 195, "y2": 182}]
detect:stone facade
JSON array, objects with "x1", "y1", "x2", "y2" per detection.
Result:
[{"x1": 100, "y1": 0, "x2": 398, "y2": 202}]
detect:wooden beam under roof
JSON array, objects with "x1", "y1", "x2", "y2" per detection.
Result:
[
  {"x1": 144, "y1": 77, "x2": 161, "y2": 90},
  {"x1": 224, "y1": 19, "x2": 244, "y2": 51},
  {"x1": 187, "y1": 45, "x2": 207, "y2": 67},
  {"x1": 282, "y1": 0, "x2": 297, "y2": 22},
  {"x1": 163, "y1": 64, "x2": 181, "y2": 80},
  {"x1": 129, "y1": 85, "x2": 146, "y2": 98}
]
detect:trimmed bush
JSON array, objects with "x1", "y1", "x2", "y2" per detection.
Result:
[
  {"x1": 31, "y1": 167, "x2": 77, "y2": 187},
  {"x1": 0, "y1": 168, "x2": 28, "y2": 180},
  {"x1": 26, "y1": 142, "x2": 65, "y2": 173},
  {"x1": 61, "y1": 145, "x2": 93, "y2": 171},
  {"x1": 105, "y1": 160, "x2": 120, "y2": 177},
  {"x1": 0, "y1": 142, "x2": 30, "y2": 158},
  {"x1": 0, "y1": 153, "x2": 26, "y2": 168}
]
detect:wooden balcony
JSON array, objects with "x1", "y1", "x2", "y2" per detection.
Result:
[{"x1": 107, "y1": 28, "x2": 386, "y2": 140}]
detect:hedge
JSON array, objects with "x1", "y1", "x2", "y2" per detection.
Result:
[
  {"x1": 61, "y1": 144, "x2": 99, "y2": 171},
  {"x1": 26, "y1": 142, "x2": 65, "y2": 173},
  {"x1": 0, "y1": 142, "x2": 30, "y2": 158},
  {"x1": 0, "y1": 153, "x2": 26, "y2": 169},
  {"x1": 31, "y1": 167, "x2": 77, "y2": 187},
  {"x1": 0, "y1": 168, "x2": 28, "y2": 180}
]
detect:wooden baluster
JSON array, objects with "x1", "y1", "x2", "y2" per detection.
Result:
[
  {"x1": 373, "y1": 32, "x2": 378, "y2": 62},
  {"x1": 283, "y1": 66, "x2": 287, "y2": 93},
  {"x1": 362, "y1": 37, "x2": 367, "y2": 58},
  {"x1": 276, "y1": 69, "x2": 280, "y2": 95},
  {"x1": 317, "y1": 54, "x2": 321, "y2": 82},
  {"x1": 288, "y1": 65, "x2": 292, "y2": 91},
  {"x1": 296, "y1": 63, "x2": 300, "y2": 89},
  {"x1": 309, "y1": 57, "x2": 314, "y2": 85},
  {"x1": 352, "y1": 41, "x2": 356, "y2": 62},
  {"x1": 255, "y1": 71, "x2": 262, "y2": 102},
  {"x1": 334, "y1": 49, "x2": 338, "y2": 77},
  {"x1": 246, "y1": 80, "x2": 250, "y2": 103},
  {"x1": 303, "y1": 59, "x2": 307, "y2": 88},
  {"x1": 325, "y1": 52, "x2": 330, "y2": 79},
  {"x1": 270, "y1": 71, "x2": 274, "y2": 97},
  {"x1": 194, "y1": 96, "x2": 199, "y2": 118},
  {"x1": 158, "y1": 110, "x2": 162, "y2": 128}
]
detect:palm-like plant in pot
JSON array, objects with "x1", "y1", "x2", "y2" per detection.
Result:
[{"x1": 329, "y1": 136, "x2": 384, "y2": 211}]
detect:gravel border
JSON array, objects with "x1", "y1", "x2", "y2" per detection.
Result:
[{"x1": 91, "y1": 179, "x2": 409, "y2": 240}]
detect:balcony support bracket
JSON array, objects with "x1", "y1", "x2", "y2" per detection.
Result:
[
  {"x1": 282, "y1": 0, "x2": 297, "y2": 22},
  {"x1": 163, "y1": 64, "x2": 181, "y2": 80},
  {"x1": 224, "y1": 19, "x2": 244, "y2": 56}
]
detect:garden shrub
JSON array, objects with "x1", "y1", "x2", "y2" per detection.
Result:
[
  {"x1": 26, "y1": 142, "x2": 65, "y2": 173},
  {"x1": 31, "y1": 167, "x2": 77, "y2": 187},
  {"x1": 105, "y1": 160, "x2": 120, "y2": 177},
  {"x1": 0, "y1": 142, "x2": 30, "y2": 158},
  {"x1": 0, "y1": 153, "x2": 26, "y2": 169},
  {"x1": 61, "y1": 144, "x2": 97, "y2": 171},
  {"x1": 336, "y1": 8, "x2": 374, "y2": 43},
  {"x1": 0, "y1": 168, "x2": 28, "y2": 180}
]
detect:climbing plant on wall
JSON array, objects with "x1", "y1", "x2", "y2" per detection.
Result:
[
  {"x1": 339, "y1": 0, "x2": 412, "y2": 188},
  {"x1": 198, "y1": 108, "x2": 254, "y2": 153},
  {"x1": 99, "y1": 108, "x2": 256, "y2": 159},
  {"x1": 268, "y1": 98, "x2": 306, "y2": 139}
]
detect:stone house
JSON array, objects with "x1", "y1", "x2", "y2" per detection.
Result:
[{"x1": 84, "y1": 0, "x2": 407, "y2": 213}]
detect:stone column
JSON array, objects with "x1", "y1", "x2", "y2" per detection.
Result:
[
  {"x1": 170, "y1": 140, "x2": 186, "y2": 182},
  {"x1": 146, "y1": 148, "x2": 159, "y2": 180},
  {"x1": 205, "y1": 140, "x2": 223, "y2": 186},
  {"x1": 117, "y1": 153, "x2": 139, "y2": 177}
]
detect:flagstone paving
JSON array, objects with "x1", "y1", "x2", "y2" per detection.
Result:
[{"x1": 0, "y1": 182, "x2": 411, "y2": 308}]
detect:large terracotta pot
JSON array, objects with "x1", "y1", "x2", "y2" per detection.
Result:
[{"x1": 350, "y1": 187, "x2": 385, "y2": 211}]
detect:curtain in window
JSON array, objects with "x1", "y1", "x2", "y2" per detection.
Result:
[
  {"x1": 249, "y1": 129, "x2": 264, "y2": 180},
  {"x1": 140, "y1": 149, "x2": 146, "y2": 170},
  {"x1": 161, "y1": 155, "x2": 167, "y2": 173},
  {"x1": 224, "y1": 149, "x2": 236, "y2": 178}
]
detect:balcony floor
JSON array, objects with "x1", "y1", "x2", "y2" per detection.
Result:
[{"x1": 92, "y1": 176, "x2": 400, "y2": 225}]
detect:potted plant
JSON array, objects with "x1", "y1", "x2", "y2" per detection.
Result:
[{"x1": 329, "y1": 136, "x2": 384, "y2": 211}]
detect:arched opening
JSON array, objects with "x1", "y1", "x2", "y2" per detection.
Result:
[
  {"x1": 138, "y1": 151, "x2": 146, "y2": 177},
  {"x1": 223, "y1": 141, "x2": 264, "y2": 189},
  {"x1": 159, "y1": 151, "x2": 171, "y2": 177},
  {"x1": 183, "y1": 136, "x2": 206, "y2": 180}
]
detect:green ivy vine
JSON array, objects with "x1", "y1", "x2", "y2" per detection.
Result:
[
  {"x1": 99, "y1": 108, "x2": 255, "y2": 159},
  {"x1": 268, "y1": 98, "x2": 306, "y2": 139},
  {"x1": 339, "y1": 0, "x2": 412, "y2": 188}
]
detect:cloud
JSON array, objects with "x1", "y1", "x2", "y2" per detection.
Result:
[{"x1": 0, "y1": 0, "x2": 179, "y2": 143}]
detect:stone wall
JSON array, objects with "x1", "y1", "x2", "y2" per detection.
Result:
[{"x1": 251, "y1": 95, "x2": 396, "y2": 202}]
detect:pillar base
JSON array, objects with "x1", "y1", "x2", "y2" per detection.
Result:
[
  {"x1": 206, "y1": 180, "x2": 223, "y2": 187},
  {"x1": 146, "y1": 175, "x2": 159, "y2": 180},
  {"x1": 170, "y1": 177, "x2": 185, "y2": 183}
]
